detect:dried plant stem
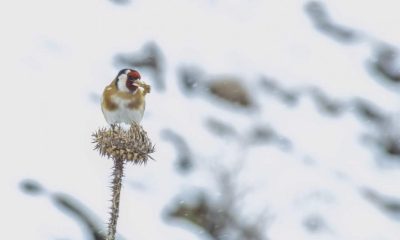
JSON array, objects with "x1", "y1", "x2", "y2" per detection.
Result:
[
  {"x1": 93, "y1": 123, "x2": 154, "y2": 239},
  {"x1": 107, "y1": 158, "x2": 125, "y2": 240}
]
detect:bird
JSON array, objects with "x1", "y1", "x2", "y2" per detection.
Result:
[{"x1": 101, "y1": 69, "x2": 151, "y2": 125}]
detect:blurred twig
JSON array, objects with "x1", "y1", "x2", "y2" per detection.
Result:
[
  {"x1": 161, "y1": 129, "x2": 193, "y2": 173},
  {"x1": 20, "y1": 179, "x2": 109, "y2": 240},
  {"x1": 205, "y1": 117, "x2": 237, "y2": 138},
  {"x1": 370, "y1": 45, "x2": 400, "y2": 84},
  {"x1": 304, "y1": 1, "x2": 359, "y2": 43},
  {"x1": 362, "y1": 188, "x2": 400, "y2": 220},
  {"x1": 115, "y1": 42, "x2": 165, "y2": 91},
  {"x1": 109, "y1": 0, "x2": 131, "y2": 5},
  {"x1": 166, "y1": 162, "x2": 268, "y2": 240},
  {"x1": 178, "y1": 66, "x2": 205, "y2": 94},
  {"x1": 259, "y1": 77, "x2": 300, "y2": 106},
  {"x1": 257, "y1": 75, "x2": 400, "y2": 159},
  {"x1": 305, "y1": 1, "x2": 400, "y2": 87}
]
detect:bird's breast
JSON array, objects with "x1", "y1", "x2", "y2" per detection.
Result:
[
  {"x1": 110, "y1": 94, "x2": 144, "y2": 110},
  {"x1": 101, "y1": 84, "x2": 146, "y2": 124},
  {"x1": 102, "y1": 95, "x2": 145, "y2": 124},
  {"x1": 126, "y1": 97, "x2": 144, "y2": 110}
]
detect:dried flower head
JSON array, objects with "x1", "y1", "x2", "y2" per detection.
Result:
[{"x1": 93, "y1": 123, "x2": 154, "y2": 164}]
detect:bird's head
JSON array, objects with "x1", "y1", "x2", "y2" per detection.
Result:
[{"x1": 115, "y1": 69, "x2": 142, "y2": 93}]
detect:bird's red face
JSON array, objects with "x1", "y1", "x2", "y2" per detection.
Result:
[
  {"x1": 126, "y1": 70, "x2": 141, "y2": 92},
  {"x1": 116, "y1": 69, "x2": 141, "y2": 93}
]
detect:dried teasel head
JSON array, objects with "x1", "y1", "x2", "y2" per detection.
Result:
[{"x1": 92, "y1": 123, "x2": 155, "y2": 164}]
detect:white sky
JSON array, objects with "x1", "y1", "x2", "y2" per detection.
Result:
[{"x1": 1, "y1": 0, "x2": 400, "y2": 239}]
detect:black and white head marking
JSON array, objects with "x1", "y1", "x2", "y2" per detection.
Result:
[{"x1": 115, "y1": 69, "x2": 141, "y2": 92}]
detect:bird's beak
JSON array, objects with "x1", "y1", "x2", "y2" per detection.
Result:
[{"x1": 134, "y1": 81, "x2": 146, "y2": 87}]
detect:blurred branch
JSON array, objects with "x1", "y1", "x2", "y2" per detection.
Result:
[
  {"x1": 369, "y1": 45, "x2": 400, "y2": 84},
  {"x1": 166, "y1": 163, "x2": 268, "y2": 240},
  {"x1": 115, "y1": 42, "x2": 165, "y2": 91},
  {"x1": 109, "y1": 0, "x2": 131, "y2": 5},
  {"x1": 161, "y1": 129, "x2": 193, "y2": 173},
  {"x1": 247, "y1": 125, "x2": 292, "y2": 151},
  {"x1": 207, "y1": 78, "x2": 254, "y2": 108},
  {"x1": 257, "y1": 76, "x2": 400, "y2": 159},
  {"x1": 259, "y1": 77, "x2": 300, "y2": 106},
  {"x1": 178, "y1": 66, "x2": 255, "y2": 109},
  {"x1": 352, "y1": 98, "x2": 386, "y2": 125},
  {"x1": 258, "y1": 78, "x2": 347, "y2": 116},
  {"x1": 302, "y1": 214, "x2": 331, "y2": 234},
  {"x1": 20, "y1": 179, "x2": 109, "y2": 240},
  {"x1": 178, "y1": 66, "x2": 206, "y2": 94},
  {"x1": 52, "y1": 193, "x2": 106, "y2": 240},
  {"x1": 205, "y1": 116, "x2": 292, "y2": 151},
  {"x1": 304, "y1": 1, "x2": 359, "y2": 43},
  {"x1": 305, "y1": 1, "x2": 400, "y2": 87},
  {"x1": 205, "y1": 117, "x2": 237, "y2": 138},
  {"x1": 362, "y1": 188, "x2": 400, "y2": 220},
  {"x1": 307, "y1": 87, "x2": 345, "y2": 116}
]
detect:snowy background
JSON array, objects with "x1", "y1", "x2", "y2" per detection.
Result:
[{"x1": 1, "y1": 0, "x2": 400, "y2": 239}]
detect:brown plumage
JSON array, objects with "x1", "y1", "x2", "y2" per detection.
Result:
[
  {"x1": 101, "y1": 69, "x2": 151, "y2": 124},
  {"x1": 102, "y1": 79, "x2": 149, "y2": 110}
]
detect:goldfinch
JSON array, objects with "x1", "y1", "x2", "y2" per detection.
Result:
[{"x1": 101, "y1": 69, "x2": 150, "y2": 124}]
